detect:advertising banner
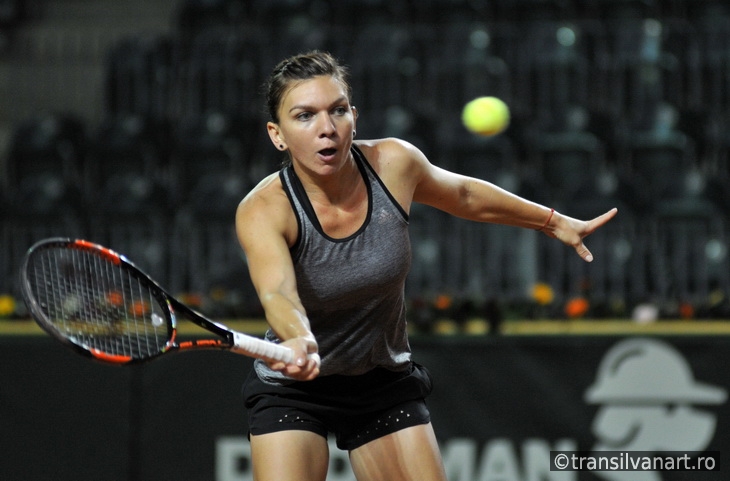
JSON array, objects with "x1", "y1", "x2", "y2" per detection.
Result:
[{"x1": 1, "y1": 335, "x2": 727, "y2": 481}]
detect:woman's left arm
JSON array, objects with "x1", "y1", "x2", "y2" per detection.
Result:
[{"x1": 406, "y1": 141, "x2": 617, "y2": 262}]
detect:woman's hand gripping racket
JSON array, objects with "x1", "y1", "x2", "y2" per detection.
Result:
[{"x1": 20, "y1": 238, "x2": 320, "y2": 367}]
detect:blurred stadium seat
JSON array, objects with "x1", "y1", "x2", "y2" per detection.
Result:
[
  {"x1": 621, "y1": 110, "x2": 697, "y2": 211},
  {"x1": 178, "y1": 29, "x2": 267, "y2": 119},
  {"x1": 581, "y1": 0, "x2": 662, "y2": 19},
  {"x1": 170, "y1": 111, "x2": 255, "y2": 199},
  {"x1": 104, "y1": 35, "x2": 176, "y2": 121},
  {"x1": 0, "y1": 0, "x2": 24, "y2": 29},
  {"x1": 87, "y1": 172, "x2": 172, "y2": 286},
  {"x1": 170, "y1": 172, "x2": 259, "y2": 316},
  {"x1": 650, "y1": 197, "x2": 730, "y2": 307},
  {"x1": 350, "y1": 24, "x2": 432, "y2": 113},
  {"x1": 525, "y1": 105, "x2": 607, "y2": 207},
  {"x1": 6, "y1": 113, "x2": 87, "y2": 192},
  {"x1": 514, "y1": 20, "x2": 604, "y2": 123},
  {"x1": 249, "y1": 0, "x2": 327, "y2": 26},
  {"x1": 460, "y1": 219, "x2": 541, "y2": 304},
  {"x1": 176, "y1": 0, "x2": 246, "y2": 39},
  {"x1": 406, "y1": 203, "x2": 456, "y2": 300},
  {"x1": 85, "y1": 113, "x2": 169, "y2": 202},
  {"x1": 495, "y1": 0, "x2": 575, "y2": 21},
  {"x1": 704, "y1": 112, "x2": 730, "y2": 182},
  {"x1": 2, "y1": 174, "x2": 88, "y2": 299},
  {"x1": 326, "y1": 0, "x2": 409, "y2": 27},
  {"x1": 695, "y1": 17, "x2": 730, "y2": 116}
]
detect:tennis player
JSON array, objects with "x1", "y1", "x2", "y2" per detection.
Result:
[{"x1": 235, "y1": 51, "x2": 617, "y2": 481}]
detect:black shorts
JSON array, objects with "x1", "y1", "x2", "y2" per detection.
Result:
[{"x1": 242, "y1": 362, "x2": 433, "y2": 451}]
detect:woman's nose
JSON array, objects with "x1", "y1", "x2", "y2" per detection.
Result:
[{"x1": 317, "y1": 114, "x2": 336, "y2": 136}]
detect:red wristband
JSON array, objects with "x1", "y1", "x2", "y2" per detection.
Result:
[{"x1": 537, "y1": 208, "x2": 555, "y2": 231}]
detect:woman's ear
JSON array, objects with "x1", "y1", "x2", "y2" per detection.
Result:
[{"x1": 267, "y1": 121, "x2": 286, "y2": 151}]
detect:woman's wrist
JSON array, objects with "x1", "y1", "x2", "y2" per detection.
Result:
[{"x1": 536, "y1": 208, "x2": 555, "y2": 232}]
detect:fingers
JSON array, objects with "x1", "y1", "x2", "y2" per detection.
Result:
[
  {"x1": 576, "y1": 207, "x2": 617, "y2": 262},
  {"x1": 575, "y1": 242, "x2": 594, "y2": 263},
  {"x1": 557, "y1": 207, "x2": 616, "y2": 263},
  {"x1": 281, "y1": 356, "x2": 320, "y2": 381},
  {"x1": 587, "y1": 207, "x2": 618, "y2": 232},
  {"x1": 307, "y1": 352, "x2": 322, "y2": 368},
  {"x1": 268, "y1": 358, "x2": 320, "y2": 380},
  {"x1": 268, "y1": 336, "x2": 320, "y2": 381}
]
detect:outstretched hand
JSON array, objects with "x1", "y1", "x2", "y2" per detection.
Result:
[{"x1": 541, "y1": 208, "x2": 618, "y2": 262}]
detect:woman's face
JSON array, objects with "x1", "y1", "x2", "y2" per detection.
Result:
[{"x1": 268, "y1": 75, "x2": 357, "y2": 176}]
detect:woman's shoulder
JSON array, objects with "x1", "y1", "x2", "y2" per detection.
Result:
[
  {"x1": 236, "y1": 171, "x2": 298, "y2": 243},
  {"x1": 356, "y1": 137, "x2": 430, "y2": 177},
  {"x1": 237, "y1": 172, "x2": 289, "y2": 220},
  {"x1": 354, "y1": 138, "x2": 430, "y2": 211},
  {"x1": 355, "y1": 137, "x2": 418, "y2": 157},
  {"x1": 355, "y1": 137, "x2": 425, "y2": 172}
]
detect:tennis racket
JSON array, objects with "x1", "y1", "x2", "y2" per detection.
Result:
[{"x1": 20, "y1": 237, "x2": 317, "y2": 366}]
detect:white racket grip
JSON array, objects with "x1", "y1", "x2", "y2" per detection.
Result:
[
  {"x1": 231, "y1": 332, "x2": 321, "y2": 367},
  {"x1": 232, "y1": 331, "x2": 293, "y2": 361}
]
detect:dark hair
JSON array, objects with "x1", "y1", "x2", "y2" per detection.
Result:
[{"x1": 265, "y1": 50, "x2": 352, "y2": 123}]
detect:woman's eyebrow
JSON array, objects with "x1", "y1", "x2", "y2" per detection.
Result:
[{"x1": 289, "y1": 96, "x2": 348, "y2": 113}]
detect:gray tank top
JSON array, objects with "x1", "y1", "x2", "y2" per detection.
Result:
[{"x1": 254, "y1": 145, "x2": 412, "y2": 384}]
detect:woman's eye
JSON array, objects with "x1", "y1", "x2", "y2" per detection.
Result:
[
  {"x1": 296, "y1": 112, "x2": 313, "y2": 121},
  {"x1": 333, "y1": 107, "x2": 347, "y2": 115}
]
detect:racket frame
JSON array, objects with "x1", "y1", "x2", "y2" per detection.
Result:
[{"x1": 20, "y1": 238, "x2": 299, "y2": 366}]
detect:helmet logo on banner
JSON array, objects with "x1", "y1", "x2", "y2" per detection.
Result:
[{"x1": 584, "y1": 338, "x2": 727, "y2": 480}]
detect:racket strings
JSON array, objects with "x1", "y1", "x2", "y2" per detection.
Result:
[{"x1": 28, "y1": 247, "x2": 170, "y2": 359}]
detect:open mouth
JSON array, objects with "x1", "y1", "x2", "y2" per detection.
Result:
[{"x1": 318, "y1": 148, "x2": 337, "y2": 158}]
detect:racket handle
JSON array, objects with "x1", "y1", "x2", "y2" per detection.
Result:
[{"x1": 231, "y1": 332, "x2": 321, "y2": 367}]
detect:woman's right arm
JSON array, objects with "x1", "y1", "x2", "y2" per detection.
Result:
[{"x1": 235, "y1": 175, "x2": 319, "y2": 380}]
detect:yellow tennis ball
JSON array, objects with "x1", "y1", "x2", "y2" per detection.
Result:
[
  {"x1": 0, "y1": 294, "x2": 15, "y2": 317},
  {"x1": 461, "y1": 96, "x2": 510, "y2": 136}
]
